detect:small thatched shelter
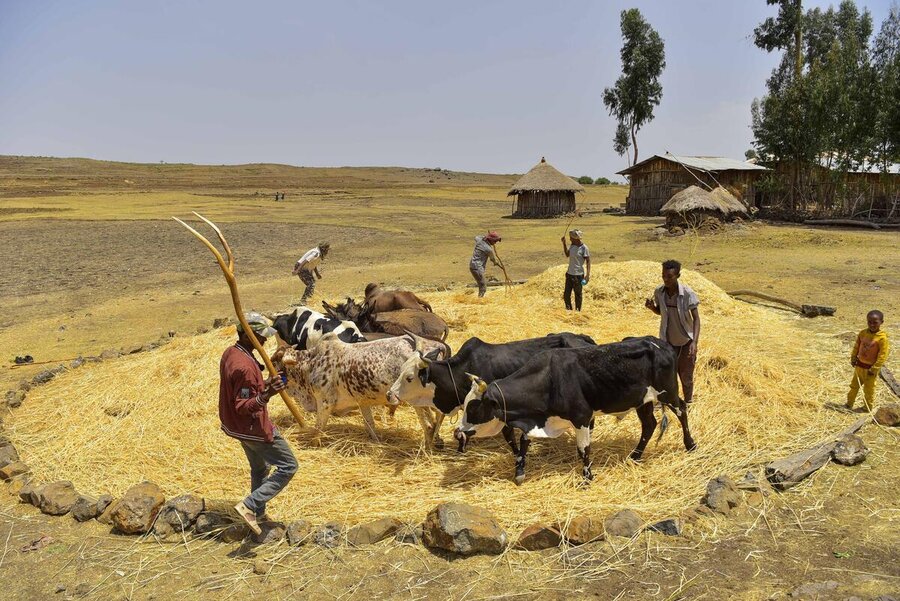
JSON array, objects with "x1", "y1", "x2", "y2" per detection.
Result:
[
  {"x1": 660, "y1": 185, "x2": 748, "y2": 228},
  {"x1": 508, "y1": 157, "x2": 584, "y2": 218}
]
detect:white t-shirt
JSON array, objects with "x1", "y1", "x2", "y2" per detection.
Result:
[{"x1": 295, "y1": 248, "x2": 322, "y2": 272}]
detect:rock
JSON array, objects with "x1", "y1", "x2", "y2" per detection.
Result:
[
  {"x1": 874, "y1": 403, "x2": 900, "y2": 427},
  {"x1": 347, "y1": 517, "x2": 404, "y2": 546},
  {"x1": 19, "y1": 481, "x2": 39, "y2": 505},
  {"x1": 561, "y1": 516, "x2": 604, "y2": 545},
  {"x1": 221, "y1": 523, "x2": 251, "y2": 543},
  {"x1": 682, "y1": 505, "x2": 717, "y2": 523},
  {"x1": 736, "y1": 471, "x2": 772, "y2": 494},
  {"x1": 73, "y1": 582, "x2": 91, "y2": 597},
  {"x1": 789, "y1": 580, "x2": 838, "y2": 598},
  {"x1": 17, "y1": 380, "x2": 31, "y2": 392},
  {"x1": 286, "y1": 520, "x2": 311, "y2": 546},
  {"x1": 874, "y1": 596, "x2": 899, "y2": 601},
  {"x1": 70, "y1": 357, "x2": 85, "y2": 369},
  {"x1": 99, "y1": 349, "x2": 120, "y2": 360},
  {"x1": 196, "y1": 325, "x2": 211, "y2": 334},
  {"x1": 32, "y1": 369, "x2": 59, "y2": 385},
  {"x1": 514, "y1": 523, "x2": 562, "y2": 551},
  {"x1": 252, "y1": 559, "x2": 268, "y2": 576},
  {"x1": 97, "y1": 499, "x2": 119, "y2": 525},
  {"x1": 140, "y1": 343, "x2": 158, "y2": 353},
  {"x1": 5, "y1": 390, "x2": 25, "y2": 408},
  {"x1": 704, "y1": 475, "x2": 742, "y2": 514},
  {"x1": 745, "y1": 492, "x2": 765, "y2": 508},
  {"x1": 54, "y1": 583, "x2": 66, "y2": 593},
  {"x1": 423, "y1": 503, "x2": 507, "y2": 556},
  {"x1": 194, "y1": 512, "x2": 232, "y2": 536},
  {"x1": 253, "y1": 521, "x2": 286, "y2": 545},
  {"x1": 0, "y1": 442, "x2": 20, "y2": 468},
  {"x1": 39, "y1": 481, "x2": 80, "y2": 516},
  {"x1": 313, "y1": 522, "x2": 345, "y2": 548},
  {"x1": 153, "y1": 494, "x2": 205, "y2": 536},
  {"x1": 7, "y1": 475, "x2": 29, "y2": 496},
  {"x1": 394, "y1": 523, "x2": 424, "y2": 545},
  {"x1": 213, "y1": 317, "x2": 230, "y2": 329},
  {"x1": 832, "y1": 434, "x2": 869, "y2": 466},
  {"x1": 71, "y1": 495, "x2": 102, "y2": 522},
  {"x1": 111, "y1": 481, "x2": 165, "y2": 534},
  {"x1": 604, "y1": 510, "x2": 642, "y2": 538},
  {"x1": 651, "y1": 517, "x2": 685, "y2": 536},
  {"x1": 96, "y1": 494, "x2": 113, "y2": 514}
]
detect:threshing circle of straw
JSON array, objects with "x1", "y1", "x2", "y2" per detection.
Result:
[{"x1": 172, "y1": 212, "x2": 306, "y2": 427}]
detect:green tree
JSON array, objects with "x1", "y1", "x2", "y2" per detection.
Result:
[
  {"x1": 603, "y1": 8, "x2": 666, "y2": 166},
  {"x1": 872, "y1": 3, "x2": 900, "y2": 171},
  {"x1": 594, "y1": 177, "x2": 612, "y2": 185},
  {"x1": 577, "y1": 176, "x2": 594, "y2": 185}
]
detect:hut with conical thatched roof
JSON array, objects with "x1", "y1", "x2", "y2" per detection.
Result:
[
  {"x1": 508, "y1": 157, "x2": 585, "y2": 218},
  {"x1": 660, "y1": 185, "x2": 748, "y2": 229}
]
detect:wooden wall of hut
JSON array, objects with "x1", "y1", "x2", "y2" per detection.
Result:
[
  {"x1": 624, "y1": 157, "x2": 762, "y2": 216},
  {"x1": 512, "y1": 191, "x2": 576, "y2": 218}
]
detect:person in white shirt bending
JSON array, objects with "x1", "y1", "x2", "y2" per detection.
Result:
[{"x1": 292, "y1": 242, "x2": 330, "y2": 305}]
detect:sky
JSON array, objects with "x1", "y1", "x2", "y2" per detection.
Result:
[{"x1": 0, "y1": 0, "x2": 894, "y2": 179}]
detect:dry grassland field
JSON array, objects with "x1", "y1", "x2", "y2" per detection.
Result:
[{"x1": 1, "y1": 155, "x2": 899, "y2": 600}]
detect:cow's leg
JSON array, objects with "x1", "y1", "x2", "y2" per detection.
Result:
[
  {"x1": 501, "y1": 425, "x2": 519, "y2": 455},
  {"x1": 359, "y1": 405, "x2": 381, "y2": 442},
  {"x1": 631, "y1": 402, "x2": 657, "y2": 461},
  {"x1": 676, "y1": 401, "x2": 697, "y2": 451},
  {"x1": 413, "y1": 407, "x2": 436, "y2": 448},
  {"x1": 576, "y1": 425, "x2": 593, "y2": 481},
  {"x1": 514, "y1": 434, "x2": 530, "y2": 485},
  {"x1": 431, "y1": 411, "x2": 446, "y2": 448}
]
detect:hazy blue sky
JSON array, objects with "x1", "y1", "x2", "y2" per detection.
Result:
[{"x1": 0, "y1": 1, "x2": 894, "y2": 178}]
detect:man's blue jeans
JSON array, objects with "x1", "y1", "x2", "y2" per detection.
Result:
[{"x1": 239, "y1": 432, "x2": 298, "y2": 517}]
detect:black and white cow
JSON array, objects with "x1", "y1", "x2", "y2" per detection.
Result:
[
  {"x1": 455, "y1": 336, "x2": 696, "y2": 484},
  {"x1": 272, "y1": 307, "x2": 365, "y2": 351},
  {"x1": 386, "y1": 333, "x2": 596, "y2": 446}
]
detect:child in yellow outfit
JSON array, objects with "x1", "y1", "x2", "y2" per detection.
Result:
[{"x1": 846, "y1": 310, "x2": 890, "y2": 411}]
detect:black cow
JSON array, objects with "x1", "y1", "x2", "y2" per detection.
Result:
[
  {"x1": 386, "y1": 333, "x2": 595, "y2": 446},
  {"x1": 272, "y1": 307, "x2": 365, "y2": 351},
  {"x1": 456, "y1": 336, "x2": 696, "y2": 484}
]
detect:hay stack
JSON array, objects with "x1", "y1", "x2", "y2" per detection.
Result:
[
  {"x1": 660, "y1": 185, "x2": 747, "y2": 229},
  {"x1": 7, "y1": 262, "x2": 856, "y2": 534}
]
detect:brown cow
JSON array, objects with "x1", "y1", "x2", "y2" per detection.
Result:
[{"x1": 364, "y1": 283, "x2": 432, "y2": 313}]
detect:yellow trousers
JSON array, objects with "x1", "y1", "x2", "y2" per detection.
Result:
[{"x1": 846, "y1": 366, "x2": 877, "y2": 410}]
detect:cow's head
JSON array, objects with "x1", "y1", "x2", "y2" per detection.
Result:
[
  {"x1": 271, "y1": 345, "x2": 300, "y2": 367},
  {"x1": 455, "y1": 374, "x2": 503, "y2": 452},
  {"x1": 386, "y1": 349, "x2": 442, "y2": 407}
]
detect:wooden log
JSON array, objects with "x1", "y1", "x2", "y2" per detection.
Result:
[
  {"x1": 880, "y1": 367, "x2": 900, "y2": 399},
  {"x1": 765, "y1": 416, "x2": 869, "y2": 490},
  {"x1": 727, "y1": 290, "x2": 836, "y2": 317},
  {"x1": 804, "y1": 219, "x2": 881, "y2": 230}
]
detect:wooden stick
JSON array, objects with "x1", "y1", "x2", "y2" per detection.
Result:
[
  {"x1": 881, "y1": 367, "x2": 900, "y2": 399},
  {"x1": 804, "y1": 219, "x2": 881, "y2": 230},
  {"x1": 173, "y1": 213, "x2": 306, "y2": 427}
]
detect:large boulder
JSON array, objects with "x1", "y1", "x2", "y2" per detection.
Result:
[
  {"x1": 39, "y1": 481, "x2": 80, "y2": 516},
  {"x1": 423, "y1": 503, "x2": 507, "y2": 556},
  {"x1": 19, "y1": 481, "x2": 41, "y2": 506},
  {"x1": 874, "y1": 403, "x2": 900, "y2": 427},
  {"x1": 831, "y1": 434, "x2": 869, "y2": 466},
  {"x1": 254, "y1": 522, "x2": 287, "y2": 545},
  {"x1": 153, "y1": 494, "x2": 205, "y2": 537},
  {"x1": 71, "y1": 495, "x2": 111, "y2": 522},
  {"x1": 514, "y1": 523, "x2": 562, "y2": 551},
  {"x1": 561, "y1": 516, "x2": 604, "y2": 545},
  {"x1": 704, "y1": 475, "x2": 742, "y2": 514},
  {"x1": 111, "y1": 481, "x2": 165, "y2": 534},
  {"x1": 604, "y1": 510, "x2": 642, "y2": 538},
  {"x1": 348, "y1": 517, "x2": 403, "y2": 546}
]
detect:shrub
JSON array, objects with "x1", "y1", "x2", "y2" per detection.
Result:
[
  {"x1": 577, "y1": 176, "x2": 594, "y2": 185},
  {"x1": 594, "y1": 177, "x2": 611, "y2": 185}
]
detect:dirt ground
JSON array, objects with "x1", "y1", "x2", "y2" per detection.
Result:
[{"x1": 1, "y1": 156, "x2": 898, "y2": 599}]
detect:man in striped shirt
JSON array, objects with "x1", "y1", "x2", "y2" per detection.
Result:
[{"x1": 219, "y1": 312, "x2": 297, "y2": 535}]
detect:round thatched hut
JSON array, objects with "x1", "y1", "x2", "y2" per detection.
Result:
[
  {"x1": 508, "y1": 157, "x2": 584, "y2": 218},
  {"x1": 660, "y1": 185, "x2": 748, "y2": 229}
]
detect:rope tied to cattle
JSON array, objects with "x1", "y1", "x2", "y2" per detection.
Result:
[{"x1": 490, "y1": 381, "x2": 509, "y2": 423}]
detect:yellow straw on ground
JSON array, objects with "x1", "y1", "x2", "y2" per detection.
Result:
[{"x1": 7, "y1": 261, "x2": 864, "y2": 534}]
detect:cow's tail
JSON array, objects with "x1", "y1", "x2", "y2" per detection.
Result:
[{"x1": 656, "y1": 401, "x2": 670, "y2": 442}]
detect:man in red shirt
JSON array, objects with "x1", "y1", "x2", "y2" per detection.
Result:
[{"x1": 220, "y1": 312, "x2": 297, "y2": 535}]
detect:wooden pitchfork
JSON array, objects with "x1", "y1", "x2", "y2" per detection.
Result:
[{"x1": 173, "y1": 212, "x2": 306, "y2": 427}]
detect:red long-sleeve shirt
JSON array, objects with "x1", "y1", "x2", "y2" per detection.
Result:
[{"x1": 218, "y1": 344, "x2": 275, "y2": 443}]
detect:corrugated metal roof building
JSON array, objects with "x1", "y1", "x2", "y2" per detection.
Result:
[{"x1": 616, "y1": 153, "x2": 769, "y2": 216}]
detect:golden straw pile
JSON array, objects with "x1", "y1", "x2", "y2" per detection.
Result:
[{"x1": 8, "y1": 261, "x2": 857, "y2": 534}]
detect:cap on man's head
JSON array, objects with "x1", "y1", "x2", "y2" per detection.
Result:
[
  {"x1": 484, "y1": 230, "x2": 501, "y2": 243},
  {"x1": 237, "y1": 312, "x2": 277, "y2": 338},
  {"x1": 570, "y1": 229, "x2": 583, "y2": 239}
]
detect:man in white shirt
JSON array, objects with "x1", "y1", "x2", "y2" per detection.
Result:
[{"x1": 292, "y1": 242, "x2": 330, "y2": 305}]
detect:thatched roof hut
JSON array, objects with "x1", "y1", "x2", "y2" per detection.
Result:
[
  {"x1": 508, "y1": 157, "x2": 584, "y2": 218},
  {"x1": 660, "y1": 185, "x2": 748, "y2": 228}
]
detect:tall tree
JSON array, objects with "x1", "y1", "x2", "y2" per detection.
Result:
[
  {"x1": 872, "y1": 3, "x2": 900, "y2": 171},
  {"x1": 603, "y1": 8, "x2": 666, "y2": 166}
]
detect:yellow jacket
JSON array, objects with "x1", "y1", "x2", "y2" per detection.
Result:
[{"x1": 852, "y1": 329, "x2": 890, "y2": 369}]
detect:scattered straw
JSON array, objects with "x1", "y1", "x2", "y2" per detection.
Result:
[{"x1": 7, "y1": 261, "x2": 875, "y2": 535}]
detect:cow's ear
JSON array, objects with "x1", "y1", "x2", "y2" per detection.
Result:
[
  {"x1": 418, "y1": 366, "x2": 429, "y2": 388},
  {"x1": 424, "y1": 348, "x2": 442, "y2": 362}
]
